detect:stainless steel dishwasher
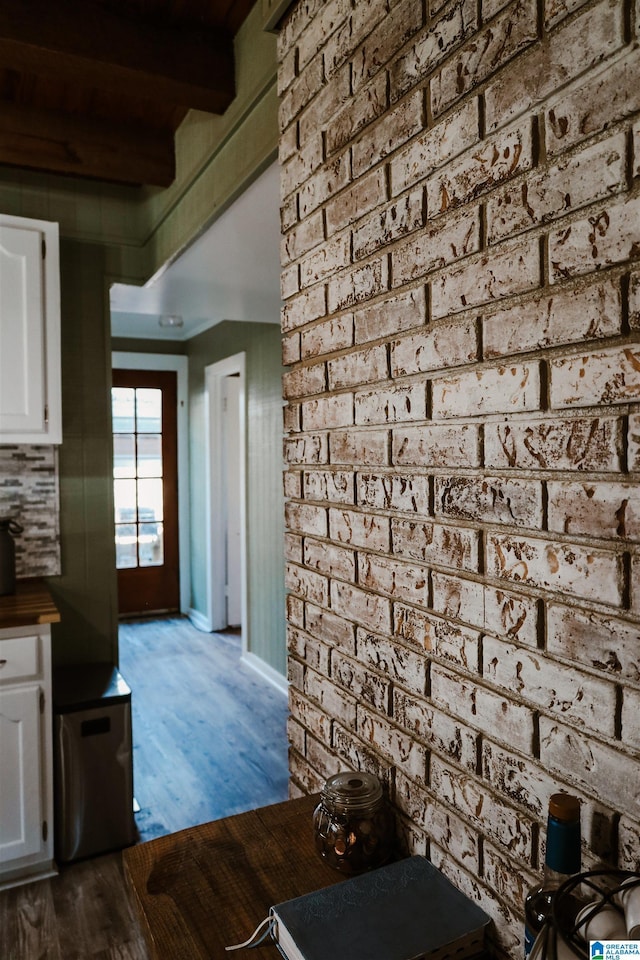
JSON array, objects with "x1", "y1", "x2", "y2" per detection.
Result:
[{"x1": 53, "y1": 664, "x2": 136, "y2": 862}]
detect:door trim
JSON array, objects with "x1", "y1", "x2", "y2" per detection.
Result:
[
  {"x1": 204, "y1": 352, "x2": 247, "y2": 650},
  {"x1": 111, "y1": 351, "x2": 190, "y2": 614}
]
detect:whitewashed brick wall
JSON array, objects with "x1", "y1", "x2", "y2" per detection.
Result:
[{"x1": 277, "y1": 0, "x2": 640, "y2": 955}]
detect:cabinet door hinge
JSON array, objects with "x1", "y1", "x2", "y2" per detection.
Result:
[
  {"x1": 40, "y1": 690, "x2": 45, "y2": 714},
  {"x1": 42, "y1": 820, "x2": 48, "y2": 842}
]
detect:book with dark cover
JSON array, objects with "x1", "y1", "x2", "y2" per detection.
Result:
[{"x1": 269, "y1": 856, "x2": 491, "y2": 960}]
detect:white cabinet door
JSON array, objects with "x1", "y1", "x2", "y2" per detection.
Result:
[
  {"x1": 0, "y1": 215, "x2": 61, "y2": 444},
  {"x1": 0, "y1": 684, "x2": 43, "y2": 864}
]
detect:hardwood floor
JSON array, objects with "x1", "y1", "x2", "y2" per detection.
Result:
[{"x1": 0, "y1": 617, "x2": 290, "y2": 959}]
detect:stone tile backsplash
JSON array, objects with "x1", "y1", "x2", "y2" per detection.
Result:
[{"x1": 0, "y1": 445, "x2": 60, "y2": 577}]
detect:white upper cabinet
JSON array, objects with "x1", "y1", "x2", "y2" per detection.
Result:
[{"x1": 0, "y1": 215, "x2": 61, "y2": 444}]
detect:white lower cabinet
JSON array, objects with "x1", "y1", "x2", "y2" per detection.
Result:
[{"x1": 0, "y1": 624, "x2": 56, "y2": 889}]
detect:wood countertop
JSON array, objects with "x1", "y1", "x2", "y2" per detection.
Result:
[
  {"x1": 0, "y1": 579, "x2": 61, "y2": 629},
  {"x1": 123, "y1": 793, "x2": 345, "y2": 960}
]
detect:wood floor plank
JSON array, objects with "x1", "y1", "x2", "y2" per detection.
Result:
[{"x1": 0, "y1": 617, "x2": 290, "y2": 958}]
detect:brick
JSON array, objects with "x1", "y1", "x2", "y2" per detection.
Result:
[
  {"x1": 633, "y1": 553, "x2": 640, "y2": 616},
  {"x1": 279, "y1": 122, "x2": 298, "y2": 166},
  {"x1": 278, "y1": 43, "x2": 297, "y2": 98},
  {"x1": 428, "y1": 119, "x2": 533, "y2": 220},
  {"x1": 394, "y1": 605, "x2": 481, "y2": 670},
  {"x1": 394, "y1": 771, "x2": 480, "y2": 869},
  {"x1": 545, "y1": 49, "x2": 640, "y2": 157},
  {"x1": 483, "y1": 634, "x2": 617, "y2": 735},
  {"x1": 329, "y1": 428, "x2": 390, "y2": 465},
  {"x1": 305, "y1": 667, "x2": 358, "y2": 726},
  {"x1": 481, "y1": 741, "x2": 570, "y2": 823},
  {"x1": 431, "y1": 236, "x2": 540, "y2": 319},
  {"x1": 432, "y1": 362, "x2": 541, "y2": 419},
  {"x1": 302, "y1": 393, "x2": 353, "y2": 430},
  {"x1": 393, "y1": 423, "x2": 481, "y2": 468},
  {"x1": 354, "y1": 289, "x2": 426, "y2": 344},
  {"x1": 351, "y1": 0, "x2": 424, "y2": 93},
  {"x1": 301, "y1": 315, "x2": 353, "y2": 359},
  {"x1": 357, "y1": 710, "x2": 427, "y2": 780},
  {"x1": 283, "y1": 433, "x2": 329, "y2": 465},
  {"x1": 327, "y1": 0, "x2": 389, "y2": 77},
  {"x1": 432, "y1": 0, "x2": 538, "y2": 117},
  {"x1": 281, "y1": 132, "x2": 325, "y2": 199},
  {"x1": 484, "y1": 0, "x2": 624, "y2": 133},
  {"x1": 391, "y1": 98, "x2": 480, "y2": 198},
  {"x1": 431, "y1": 665, "x2": 535, "y2": 752},
  {"x1": 299, "y1": 233, "x2": 350, "y2": 288},
  {"x1": 330, "y1": 579, "x2": 392, "y2": 632},
  {"x1": 283, "y1": 470, "x2": 302, "y2": 500},
  {"x1": 305, "y1": 602, "x2": 356, "y2": 652},
  {"x1": 277, "y1": 0, "x2": 326, "y2": 54},
  {"x1": 286, "y1": 561, "x2": 329, "y2": 605},
  {"x1": 328, "y1": 344, "x2": 388, "y2": 390},
  {"x1": 388, "y1": 0, "x2": 478, "y2": 103},
  {"x1": 391, "y1": 206, "x2": 481, "y2": 287},
  {"x1": 550, "y1": 196, "x2": 640, "y2": 282},
  {"x1": 332, "y1": 726, "x2": 394, "y2": 784},
  {"x1": 304, "y1": 537, "x2": 356, "y2": 581},
  {"x1": 352, "y1": 91, "x2": 424, "y2": 179},
  {"x1": 391, "y1": 316, "x2": 479, "y2": 376},
  {"x1": 298, "y1": 150, "x2": 352, "y2": 219},
  {"x1": 430, "y1": 756, "x2": 534, "y2": 858},
  {"x1": 298, "y1": 63, "x2": 351, "y2": 146},
  {"x1": 631, "y1": 271, "x2": 640, "y2": 330},
  {"x1": 282, "y1": 285, "x2": 326, "y2": 332},
  {"x1": 286, "y1": 716, "x2": 306, "y2": 755},
  {"x1": 548, "y1": 481, "x2": 640, "y2": 541},
  {"x1": 353, "y1": 189, "x2": 425, "y2": 261},
  {"x1": 282, "y1": 332, "x2": 300, "y2": 366},
  {"x1": 286, "y1": 593, "x2": 305, "y2": 628},
  {"x1": 392, "y1": 518, "x2": 479, "y2": 572},
  {"x1": 327, "y1": 257, "x2": 389, "y2": 313},
  {"x1": 279, "y1": 55, "x2": 325, "y2": 133},
  {"x1": 633, "y1": 117, "x2": 640, "y2": 181},
  {"x1": 432, "y1": 572, "x2": 539, "y2": 646},
  {"x1": 296, "y1": 0, "x2": 350, "y2": 72},
  {"x1": 281, "y1": 262, "x2": 299, "y2": 299},
  {"x1": 325, "y1": 167, "x2": 388, "y2": 238},
  {"x1": 284, "y1": 531, "x2": 303, "y2": 564},
  {"x1": 483, "y1": 416, "x2": 623, "y2": 472},
  {"x1": 280, "y1": 211, "x2": 324, "y2": 265},
  {"x1": 326, "y1": 71, "x2": 388, "y2": 157},
  {"x1": 392, "y1": 692, "x2": 478, "y2": 770},
  {"x1": 483, "y1": 840, "x2": 537, "y2": 915},
  {"x1": 357, "y1": 472, "x2": 431, "y2": 514},
  {"x1": 434, "y1": 475, "x2": 543, "y2": 528},
  {"x1": 285, "y1": 500, "x2": 328, "y2": 537},
  {"x1": 288, "y1": 687, "x2": 332, "y2": 743},
  {"x1": 486, "y1": 533, "x2": 623, "y2": 605},
  {"x1": 282, "y1": 362, "x2": 326, "y2": 399},
  {"x1": 629, "y1": 413, "x2": 640, "y2": 470},
  {"x1": 487, "y1": 133, "x2": 626, "y2": 244},
  {"x1": 329, "y1": 506, "x2": 390, "y2": 551},
  {"x1": 546, "y1": 604, "x2": 640, "y2": 682},
  {"x1": 288, "y1": 624, "x2": 331, "y2": 674},
  {"x1": 283, "y1": 403, "x2": 301, "y2": 434},
  {"x1": 544, "y1": 0, "x2": 591, "y2": 28},
  {"x1": 355, "y1": 382, "x2": 427, "y2": 425},
  {"x1": 280, "y1": 194, "x2": 297, "y2": 234},
  {"x1": 332, "y1": 650, "x2": 391, "y2": 712},
  {"x1": 620, "y1": 818, "x2": 640, "y2": 870},
  {"x1": 358, "y1": 628, "x2": 428, "y2": 696},
  {"x1": 540, "y1": 716, "x2": 640, "y2": 819},
  {"x1": 303, "y1": 469, "x2": 355, "y2": 504},
  {"x1": 358, "y1": 553, "x2": 429, "y2": 604},
  {"x1": 483, "y1": 277, "x2": 622, "y2": 358},
  {"x1": 549, "y1": 344, "x2": 640, "y2": 409}
]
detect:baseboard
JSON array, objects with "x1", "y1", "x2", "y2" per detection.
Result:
[
  {"x1": 242, "y1": 651, "x2": 288, "y2": 695},
  {"x1": 188, "y1": 608, "x2": 212, "y2": 632}
]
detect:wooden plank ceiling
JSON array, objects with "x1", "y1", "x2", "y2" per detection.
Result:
[{"x1": 0, "y1": 0, "x2": 257, "y2": 187}]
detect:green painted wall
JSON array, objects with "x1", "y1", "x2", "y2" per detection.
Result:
[
  {"x1": 47, "y1": 239, "x2": 118, "y2": 667},
  {"x1": 187, "y1": 321, "x2": 286, "y2": 675}
]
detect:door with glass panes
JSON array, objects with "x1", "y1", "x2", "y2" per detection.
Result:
[{"x1": 112, "y1": 369, "x2": 179, "y2": 615}]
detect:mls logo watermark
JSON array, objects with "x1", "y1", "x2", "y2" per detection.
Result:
[{"x1": 591, "y1": 941, "x2": 640, "y2": 960}]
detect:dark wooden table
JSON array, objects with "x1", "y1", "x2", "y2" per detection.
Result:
[{"x1": 123, "y1": 793, "x2": 344, "y2": 959}]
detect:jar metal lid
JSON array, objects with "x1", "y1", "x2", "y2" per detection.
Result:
[{"x1": 321, "y1": 771, "x2": 383, "y2": 811}]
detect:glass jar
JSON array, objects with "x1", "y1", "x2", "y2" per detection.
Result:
[{"x1": 313, "y1": 771, "x2": 393, "y2": 875}]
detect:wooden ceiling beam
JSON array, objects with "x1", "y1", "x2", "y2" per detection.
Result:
[
  {"x1": 0, "y1": 101, "x2": 176, "y2": 187},
  {"x1": 0, "y1": 0, "x2": 236, "y2": 115}
]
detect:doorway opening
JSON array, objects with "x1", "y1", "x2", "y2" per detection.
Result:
[
  {"x1": 112, "y1": 368, "x2": 179, "y2": 616},
  {"x1": 205, "y1": 352, "x2": 247, "y2": 649}
]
